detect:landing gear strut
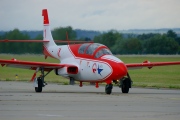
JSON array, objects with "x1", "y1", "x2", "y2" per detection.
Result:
[
  {"x1": 120, "y1": 73, "x2": 132, "y2": 93},
  {"x1": 34, "y1": 67, "x2": 52, "y2": 93},
  {"x1": 69, "y1": 77, "x2": 75, "y2": 85},
  {"x1": 35, "y1": 77, "x2": 43, "y2": 92},
  {"x1": 105, "y1": 83, "x2": 113, "y2": 94}
]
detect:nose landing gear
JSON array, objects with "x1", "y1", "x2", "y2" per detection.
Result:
[
  {"x1": 105, "y1": 83, "x2": 113, "y2": 94},
  {"x1": 107, "y1": 73, "x2": 132, "y2": 94}
]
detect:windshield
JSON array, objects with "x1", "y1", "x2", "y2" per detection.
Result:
[
  {"x1": 95, "y1": 48, "x2": 112, "y2": 58},
  {"x1": 78, "y1": 43, "x2": 104, "y2": 55},
  {"x1": 85, "y1": 43, "x2": 103, "y2": 55},
  {"x1": 78, "y1": 43, "x2": 90, "y2": 54}
]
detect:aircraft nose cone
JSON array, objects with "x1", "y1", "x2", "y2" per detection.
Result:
[{"x1": 111, "y1": 62, "x2": 127, "y2": 80}]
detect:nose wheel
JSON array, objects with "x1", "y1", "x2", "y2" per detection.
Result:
[{"x1": 105, "y1": 83, "x2": 113, "y2": 94}]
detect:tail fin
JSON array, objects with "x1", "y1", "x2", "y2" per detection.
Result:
[
  {"x1": 42, "y1": 9, "x2": 56, "y2": 59},
  {"x1": 42, "y1": 9, "x2": 56, "y2": 47}
]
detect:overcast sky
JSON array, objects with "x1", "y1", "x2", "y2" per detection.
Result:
[{"x1": 0, "y1": 0, "x2": 180, "y2": 31}]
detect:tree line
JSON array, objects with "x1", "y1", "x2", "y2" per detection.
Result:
[
  {"x1": 94, "y1": 30, "x2": 180, "y2": 54},
  {"x1": 0, "y1": 26, "x2": 180, "y2": 54},
  {"x1": 0, "y1": 26, "x2": 76, "y2": 54}
]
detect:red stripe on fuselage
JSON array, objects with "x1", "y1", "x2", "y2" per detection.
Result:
[
  {"x1": 66, "y1": 44, "x2": 127, "y2": 82},
  {"x1": 43, "y1": 45, "x2": 56, "y2": 59}
]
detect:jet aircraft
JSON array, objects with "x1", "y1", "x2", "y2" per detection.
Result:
[{"x1": 0, "y1": 9, "x2": 180, "y2": 94}]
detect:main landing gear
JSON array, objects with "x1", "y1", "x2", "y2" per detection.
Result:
[
  {"x1": 105, "y1": 73, "x2": 132, "y2": 94},
  {"x1": 33, "y1": 67, "x2": 51, "y2": 93},
  {"x1": 34, "y1": 77, "x2": 43, "y2": 92},
  {"x1": 119, "y1": 73, "x2": 132, "y2": 93}
]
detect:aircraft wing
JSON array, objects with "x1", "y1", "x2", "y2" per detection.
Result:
[
  {"x1": 0, "y1": 59, "x2": 75, "y2": 70},
  {"x1": 125, "y1": 61, "x2": 180, "y2": 69},
  {"x1": 0, "y1": 59, "x2": 78, "y2": 80}
]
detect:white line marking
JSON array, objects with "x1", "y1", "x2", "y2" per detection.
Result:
[{"x1": 38, "y1": 114, "x2": 63, "y2": 117}]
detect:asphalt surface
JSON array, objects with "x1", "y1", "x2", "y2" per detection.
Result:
[{"x1": 0, "y1": 81, "x2": 180, "y2": 120}]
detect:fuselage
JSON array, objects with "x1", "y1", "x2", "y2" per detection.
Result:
[{"x1": 44, "y1": 43, "x2": 127, "y2": 84}]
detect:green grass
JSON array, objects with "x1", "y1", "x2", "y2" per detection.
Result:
[
  {"x1": 0, "y1": 54, "x2": 66, "y2": 82},
  {"x1": 0, "y1": 54, "x2": 180, "y2": 89},
  {"x1": 119, "y1": 55, "x2": 180, "y2": 89}
]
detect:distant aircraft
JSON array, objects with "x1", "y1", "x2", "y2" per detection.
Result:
[{"x1": 0, "y1": 9, "x2": 180, "y2": 94}]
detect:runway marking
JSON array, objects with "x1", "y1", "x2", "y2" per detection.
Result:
[
  {"x1": 170, "y1": 97, "x2": 180, "y2": 100},
  {"x1": 38, "y1": 114, "x2": 63, "y2": 117}
]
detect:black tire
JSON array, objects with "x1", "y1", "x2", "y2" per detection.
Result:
[
  {"x1": 35, "y1": 77, "x2": 43, "y2": 92},
  {"x1": 121, "y1": 80, "x2": 129, "y2": 93},
  {"x1": 105, "y1": 84, "x2": 113, "y2": 94},
  {"x1": 69, "y1": 77, "x2": 75, "y2": 85}
]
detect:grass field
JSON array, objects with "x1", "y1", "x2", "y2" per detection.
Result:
[{"x1": 0, "y1": 54, "x2": 180, "y2": 89}]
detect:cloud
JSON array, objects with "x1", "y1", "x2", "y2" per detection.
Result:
[{"x1": 0, "y1": 0, "x2": 180, "y2": 31}]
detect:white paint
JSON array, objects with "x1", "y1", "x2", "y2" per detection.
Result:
[
  {"x1": 101, "y1": 55, "x2": 123, "y2": 63},
  {"x1": 37, "y1": 114, "x2": 63, "y2": 117}
]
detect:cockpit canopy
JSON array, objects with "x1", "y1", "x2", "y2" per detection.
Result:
[{"x1": 78, "y1": 43, "x2": 112, "y2": 58}]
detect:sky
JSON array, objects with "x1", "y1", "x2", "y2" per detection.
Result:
[{"x1": 0, "y1": 0, "x2": 180, "y2": 31}]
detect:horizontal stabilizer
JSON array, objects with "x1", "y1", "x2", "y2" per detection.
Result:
[
  {"x1": 0, "y1": 39, "x2": 49, "y2": 43},
  {"x1": 54, "y1": 40, "x2": 93, "y2": 43},
  {"x1": 0, "y1": 39, "x2": 93, "y2": 43}
]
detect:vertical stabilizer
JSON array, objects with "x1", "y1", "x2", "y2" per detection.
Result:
[
  {"x1": 42, "y1": 9, "x2": 57, "y2": 59},
  {"x1": 42, "y1": 9, "x2": 56, "y2": 47}
]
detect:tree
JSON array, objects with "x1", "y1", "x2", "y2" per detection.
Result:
[
  {"x1": 94, "y1": 30, "x2": 122, "y2": 50},
  {"x1": 166, "y1": 30, "x2": 180, "y2": 45},
  {"x1": 137, "y1": 33, "x2": 158, "y2": 40},
  {"x1": 166, "y1": 30, "x2": 177, "y2": 39},
  {"x1": 79, "y1": 37, "x2": 91, "y2": 41},
  {"x1": 144, "y1": 34, "x2": 179, "y2": 54},
  {"x1": 0, "y1": 29, "x2": 30, "y2": 54},
  {"x1": 113, "y1": 38, "x2": 142, "y2": 54},
  {"x1": 52, "y1": 26, "x2": 76, "y2": 40},
  {"x1": 28, "y1": 34, "x2": 43, "y2": 54}
]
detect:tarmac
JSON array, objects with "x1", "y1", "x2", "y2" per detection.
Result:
[{"x1": 0, "y1": 81, "x2": 180, "y2": 120}]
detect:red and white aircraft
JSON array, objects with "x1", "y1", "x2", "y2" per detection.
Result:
[{"x1": 0, "y1": 9, "x2": 180, "y2": 94}]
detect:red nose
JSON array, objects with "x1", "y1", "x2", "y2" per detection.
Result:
[{"x1": 111, "y1": 62, "x2": 127, "y2": 80}]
